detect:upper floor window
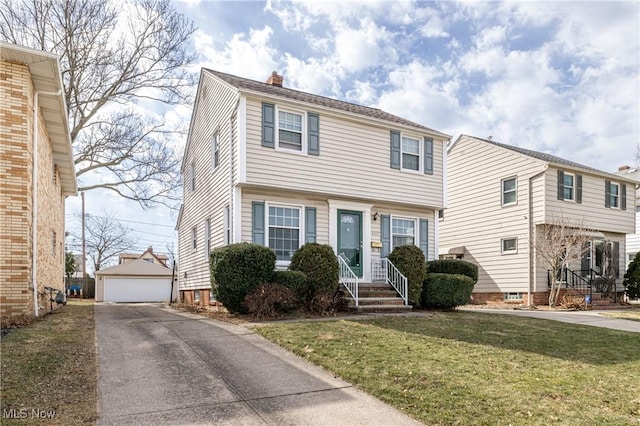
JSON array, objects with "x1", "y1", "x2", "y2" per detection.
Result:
[
  {"x1": 278, "y1": 110, "x2": 304, "y2": 151},
  {"x1": 605, "y1": 180, "x2": 626, "y2": 210},
  {"x1": 268, "y1": 205, "x2": 301, "y2": 261},
  {"x1": 204, "y1": 218, "x2": 211, "y2": 258},
  {"x1": 557, "y1": 170, "x2": 582, "y2": 203},
  {"x1": 392, "y1": 218, "x2": 416, "y2": 248},
  {"x1": 390, "y1": 131, "x2": 433, "y2": 174},
  {"x1": 502, "y1": 177, "x2": 517, "y2": 206},
  {"x1": 211, "y1": 134, "x2": 219, "y2": 170},
  {"x1": 191, "y1": 227, "x2": 197, "y2": 250},
  {"x1": 190, "y1": 162, "x2": 196, "y2": 191}
]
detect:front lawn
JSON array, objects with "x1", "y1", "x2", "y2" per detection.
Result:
[
  {"x1": 600, "y1": 310, "x2": 640, "y2": 322},
  {"x1": 0, "y1": 300, "x2": 98, "y2": 425},
  {"x1": 254, "y1": 312, "x2": 640, "y2": 425}
]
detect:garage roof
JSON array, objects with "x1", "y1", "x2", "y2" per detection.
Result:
[{"x1": 96, "y1": 259, "x2": 173, "y2": 277}]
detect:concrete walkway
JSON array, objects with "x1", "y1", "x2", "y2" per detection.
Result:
[
  {"x1": 95, "y1": 303, "x2": 420, "y2": 426},
  {"x1": 458, "y1": 307, "x2": 640, "y2": 333}
]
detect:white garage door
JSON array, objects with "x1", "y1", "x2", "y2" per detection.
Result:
[{"x1": 104, "y1": 277, "x2": 171, "y2": 302}]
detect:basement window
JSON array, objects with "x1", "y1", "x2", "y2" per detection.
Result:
[{"x1": 504, "y1": 292, "x2": 523, "y2": 301}]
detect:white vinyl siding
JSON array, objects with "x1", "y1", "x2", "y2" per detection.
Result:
[{"x1": 244, "y1": 98, "x2": 445, "y2": 208}]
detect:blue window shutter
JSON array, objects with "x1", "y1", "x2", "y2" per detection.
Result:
[
  {"x1": 252, "y1": 201, "x2": 265, "y2": 245},
  {"x1": 381, "y1": 215, "x2": 391, "y2": 258},
  {"x1": 576, "y1": 174, "x2": 582, "y2": 204},
  {"x1": 557, "y1": 170, "x2": 564, "y2": 200},
  {"x1": 424, "y1": 138, "x2": 433, "y2": 175},
  {"x1": 419, "y1": 219, "x2": 429, "y2": 260},
  {"x1": 621, "y1": 184, "x2": 627, "y2": 210},
  {"x1": 262, "y1": 103, "x2": 275, "y2": 148},
  {"x1": 390, "y1": 131, "x2": 400, "y2": 169},
  {"x1": 605, "y1": 180, "x2": 611, "y2": 208},
  {"x1": 305, "y1": 207, "x2": 316, "y2": 243},
  {"x1": 308, "y1": 113, "x2": 319, "y2": 155}
]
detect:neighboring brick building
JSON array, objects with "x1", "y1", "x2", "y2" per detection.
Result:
[{"x1": 0, "y1": 42, "x2": 77, "y2": 317}]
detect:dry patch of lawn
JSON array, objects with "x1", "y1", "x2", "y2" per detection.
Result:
[
  {"x1": 254, "y1": 311, "x2": 640, "y2": 425},
  {"x1": 600, "y1": 311, "x2": 640, "y2": 322},
  {"x1": 0, "y1": 300, "x2": 97, "y2": 425}
]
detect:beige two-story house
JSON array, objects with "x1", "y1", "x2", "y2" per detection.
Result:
[
  {"x1": 440, "y1": 135, "x2": 635, "y2": 305},
  {"x1": 177, "y1": 70, "x2": 449, "y2": 307},
  {"x1": 0, "y1": 42, "x2": 77, "y2": 317}
]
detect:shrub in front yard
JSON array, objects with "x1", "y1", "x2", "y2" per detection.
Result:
[
  {"x1": 623, "y1": 252, "x2": 640, "y2": 300},
  {"x1": 427, "y1": 259, "x2": 478, "y2": 283},
  {"x1": 388, "y1": 245, "x2": 426, "y2": 306},
  {"x1": 244, "y1": 283, "x2": 297, "y2": 318},
  {"x1": 212, "y1": 243, "x2": 276, "y2": 314},
  {"x1": 209, "y1": 246, "x2": 229, "y2": 298},
  {"x1": 271, "y1": 270, "x2": 307, "y2": 295},
  {"x1": 422, "y1": 273, "x2": 474, "y2": 310},
  {"x1": 289, "y1": 243, "x2": 339, "y2": 310}
]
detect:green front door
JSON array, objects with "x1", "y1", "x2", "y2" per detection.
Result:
[{"x1": 338, "y1": 210, "x2": 363, "y2": 277}]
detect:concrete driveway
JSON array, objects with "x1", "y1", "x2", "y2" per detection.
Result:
[{"x1": 95, "y1": 304, "x2": 420, "y2": 425}]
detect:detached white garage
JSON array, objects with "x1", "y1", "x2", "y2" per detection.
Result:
[{"x1": 95, "y1": 259, "x2": 175, "y2": 302}]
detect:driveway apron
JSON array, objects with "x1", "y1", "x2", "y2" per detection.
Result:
[{"x1": 95, "y1": 304, "x2": 420, "y2": 425}]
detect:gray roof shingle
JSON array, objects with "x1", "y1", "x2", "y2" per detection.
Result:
[{"x1": 205, "y1": 69, "x2": 449, "y2": 137}]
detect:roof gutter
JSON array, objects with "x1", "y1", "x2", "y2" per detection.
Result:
[{"x1": 32, "y1": 89, "x2": 62, "y2": 317}]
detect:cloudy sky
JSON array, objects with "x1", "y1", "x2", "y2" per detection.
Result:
[{"x1": 66, "y1": 0, "x2": 640, "y2": 271}]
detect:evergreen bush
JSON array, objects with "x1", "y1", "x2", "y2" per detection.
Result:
[
  {"x1": 388, "y1": 245, "x2": 426, "y2": 305},
  {"x1": 289, "y1": 243, "x2": 339, "y2": 310},
  {"x1": 427, "y1": 259, "x2": 478, "y2": 283},
  {"x1": 623, "y1": 252, "x2": 640, "y2": 300},
  {"x1": 422, "y1": 273, "x2": 475, "y2": 310}
]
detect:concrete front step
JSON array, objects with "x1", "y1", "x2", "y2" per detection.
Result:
[{"x1": 353, "y1": 304, "x2": 413, "y2": 313}]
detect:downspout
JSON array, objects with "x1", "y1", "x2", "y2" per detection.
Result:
[
  {"x1": 528, "y1": 167, "x2": 547, "y2": 307},
  {"x1": 32, "y1": 89, "x2": 62, "y2": 317}
]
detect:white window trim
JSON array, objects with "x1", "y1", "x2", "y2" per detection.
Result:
[
  {"x1": 190, "y1": 162, "x2": 196, "y2": 192},
  {"x1": 561, "y1": 172, "x2": 575, "y2": 202},
  {"x1": 275, "y1": 106, "x2": 307, "y2": 155},
  {"x1": 400, "y1": 133, "x2": 423, "y2": 174},
  {"x1": 504, "y1": 292, "x2": 523, "y2": 301},
  {"x1": 191, "y1": 227, "x2": 197, "y2": 251},
  {"x1": 390, "y1": 215, "x2": 419, "y2": 251},
  {"x1": 501, "y1": 237, "x2": 518, "y2": 254},
  {"x1": 265, "y1": 202, "x2": 305, "y2": 267},
  {"x1": 609, "y1": 182, "x2": 620, "y2": 209},
  {"x1": 501, "y1": 176, "x2": 518, "y2": 206}
]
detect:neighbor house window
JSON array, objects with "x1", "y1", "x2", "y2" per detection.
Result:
[
  {"x1": 504, "y1": 292, "x2": 522, "y2": 301},
  {"x1": 392, "y1": 218, "x2": 416, "y2": 248},
  {"x1": 204, "y1": 219, "x2": 211, "y2": 258},
  {"x1": 191, "y1": 227, "x2": 197, "y2": 250},
  {"x1": 211, "y1": 133, "x2": 219, "y2": 170},
  {"x1": 268, "y1": 205, "x2": 300, "y2": 261},
  {"x1": 502, "y1": 177, "x2": 517, "y2": 205},
  {"x1": 209, "y1": 290, "x2": 216, "y2": 304},
  {"x1": 401, "y1": 136, "x2": 420, "y2": 171},
  {"x1": 501, "y1": 237, "x2": 517, "y2": 254},
  {"x1": 223, "y1": 206, "x2": 230, "y2": 245},
  {"x1": 561, "y1": 172, "x2": 574, "y2": 201},
  {"x1": 608, "y1": 182, "x2": 619, "y2": 208},
  {"x1": 194, "y1": 290, "x2": 200, "y2": 303},
  {"x1": 278, "y1": 110, "x2": 303, "y2": 151}
]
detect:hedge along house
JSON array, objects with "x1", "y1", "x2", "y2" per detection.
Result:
[
  {"x1": 439, "y1": 135, "x2": 636, "y2": 306},
  {"x1": 176, "y1": 70, "x2": 450, "y2": 308},
  {"x1": 0, "y1": 42, "x2": 77, "y2": 317}
]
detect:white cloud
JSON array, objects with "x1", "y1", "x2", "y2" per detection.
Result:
[{"x1": 334, "y1": 18, "x2": 397, "y2": 73}]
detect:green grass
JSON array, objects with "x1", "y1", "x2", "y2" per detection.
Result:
[
  {"x1": 600, "y1": 311, "x2": 640, "y2": 322},
  {"x1": 254, "y1": 312, "x2": 640, "y2": 425},
  {"x1": 0, "y1": 300, "x2": 98, "y2": 425}
]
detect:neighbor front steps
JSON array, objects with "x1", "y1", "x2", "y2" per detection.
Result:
[{"x1": 342, "y1": 281, "x2": 412, "y2": 313}]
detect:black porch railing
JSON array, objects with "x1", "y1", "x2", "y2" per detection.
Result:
[{"x1": 547, "y1": 268, "x2": 619, "y2": 304}]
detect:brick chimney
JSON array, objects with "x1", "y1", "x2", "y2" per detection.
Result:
[
  {"x1": 266, "y1": 71, "x2": 283, "y2": 87},
  {"x1": 618, "y1": 165, "x2": 631, "y2": 172},
  {"x1": 147, "y1": 246, "x2": 153, "y2": 254}
]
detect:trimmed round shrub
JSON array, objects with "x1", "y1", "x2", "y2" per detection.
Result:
[
  {"x1": 211, "y1": 243, "x2": 276, "y2": 313},
  {"x1": 388, "y1": 245, "x2": 426, "y2": 306},
  {"x1": 209, "y1": 246, "x2": 229, "y2": 298},
  {"x1": 427, "y1": 259, "x2": 478, "y2": 283},
  {"x1": 422, "y1": 273, "x2": 475, "y2": 310},
  {"x1": 289, "y1": 243, "x2": 339, "y2": 309},
  {"x1": 623, "y1": 252, "x2": 640, "y2": 300}
]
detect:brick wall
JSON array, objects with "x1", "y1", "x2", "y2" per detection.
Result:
[{"x1": 0, "y1": 59, "x2": 66, "y2": 317}]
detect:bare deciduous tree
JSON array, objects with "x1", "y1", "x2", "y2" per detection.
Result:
[
  {"x1": 534, "y1": 213, "x2": 592, "y2": 306},
  {"x1": 70, "y1": 212, "x2": 139, "y2": 272},
  {"x1": 0, "y1": 0, "x2": 197, "y2": 208}
]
